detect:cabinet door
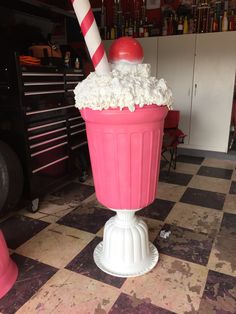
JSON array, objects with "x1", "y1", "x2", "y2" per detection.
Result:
[
  {"x1": 157, "y1": 35, "x2": 196, "y2": 143},
  {"x1": 190, "y1": 32, "x2": 236, "y2": 152},
  {"x1": 136, "y1": 38, "x2": 158, "y2": 77}
]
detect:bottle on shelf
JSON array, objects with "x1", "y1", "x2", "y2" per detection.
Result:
[
  {"x1": 133, "y1": 20, "x2": 138, "y2": 37},
  {"x1": 128, "y1": 17, "x2": 134, "y2": 36},
  {"x1": 229, "y1": 10, "x2": 235, "y2": 31},
  {"x1": 139, "y1": 19, "x2": 144, "y2": 37},
  {"x1": 183, "y1": 16, "x2": 188, "y2": 34},
  {"x1": 212, "y1": 12, "x2": 219, "y2": 32},
  {"x1": 222, "y1": 10, "x2": 228, "y2": 31},
  {"x1": 162, "y1": 18, "x2": 168, "y2": 36},
  {"x1": 219, "y1": 15, "x2": 223, "y2": 32},
  {"x1": 110, "y1": 25, "x2": 116, "y2": 40},
  {"x1": 167, "y1": 15, "x2": 174, "y2": 35},
  {"x1": 125, "y1": 18, "x2": 129, "y2": 36},
  {"x1": 144, "y1": 16, "x2": 149, "y2": 37},
  {"x1": 177, "y1": 16, "x2": 183, "y2": 34},
  {"x1": 100, "y1": 0, "x2": 107, "y2": 40},
  {"x1": 74, "y1": 57, "x2": 80, "y2": 69}
]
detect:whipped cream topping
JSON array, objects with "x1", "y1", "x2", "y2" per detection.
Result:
[{"x1": 74, "y1": 63, "x2": 173, "y2": 112}]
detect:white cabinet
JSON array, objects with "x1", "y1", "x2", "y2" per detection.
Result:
[
  {"x1": 190, "y1": 32, "x2": 236, "y2": 152},
  {"x1": 136, "y1": 38, "x2": 158, "y2": 77},
  {"x1": 157, "y1": 34, "x2": 196, "y2": 143},
  {"x1": 157, "y1": 31, "x2": 236, "y2": 152}
]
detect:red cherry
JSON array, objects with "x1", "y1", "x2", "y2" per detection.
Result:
[{"x1": 109, "y1": 37, "x2": 144, "y2": 64}]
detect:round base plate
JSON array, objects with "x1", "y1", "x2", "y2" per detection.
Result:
[{"x1": 93, "y1": 241, "x2": 159, "y2": 278}]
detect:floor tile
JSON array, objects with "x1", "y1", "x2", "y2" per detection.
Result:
[
  {"x1": 0, "y1": 254, "x2": 57, "y2": 314},
  {"x1": 223, "y1": 194, "x2": 236, "y2": 214},
  {"x1": 139, "y1": 199, "x2": 175, "y2": 221},
  {"x1": 229, "y1": 181, "x2": 236, "y2": 194},
  {"x1": 109, "y1": 292, "x2": 174, "y2": 314},
  {"x1": 197, "y1": 165, "x2": 233, "y2": 180},
  {"x1": 66, "y1": 237, "x2": 126, "y2": 288},
  {"x1": 159, "y1": 171, "x2": 193, "y2": 186},
  {"x1": 188, "y1": 175, "x2": 230, "y2": 194},
  {"x1": 0, "y1": 215, "x2": 49, "y2": 249},
  {"x1": 122, "y1": 254, "x2": 208, "y2": 314},
  {"x1": 156, "y1": 182, "x2": 186, "y2": 202},
  {"x1": 198, "y1": 270, "x2": 236, "y2": 313},
  {"x1": 16, "y1": 224, "x2": 94, "y2": 269},
  {"x1": 180, "y1": 187, "x2": 226, "y2": 210},
  {"x1": 219, "y1": 212, "x2": 236, "y2": 238},
  {"x1": 207, "y1": 235, "x2": 236, "y2": 276},
  {"x1": 177, "y1": 155, "x2": 205, "y2": 165},
  {"x1": 165, "y1": 202, "x2": 223, "y2": 236},
  {"x1": 140, "y1": 217, "x2": 164, "y2": 242},
  {"x1": 57, "y1": 203, "x2": 114, "y2": 234},
  {"x1": 51, "y1": 182, "x2": 95, "y2": 203},
  {"x1": 202, "y1": 158, "x2": 236, "y2": 170},
  {"x1": 16, "y1": 269, "x2": 120, "y2": 314},
  {"x1": 154, "y1": 224, "x2": 214, "y2": 266},
  {"x1": 38, "y1": 195, "x2": 78, "y2": 217},
  {"x1": 174, "y1": 162, "x2": 201, "y2": 175}
]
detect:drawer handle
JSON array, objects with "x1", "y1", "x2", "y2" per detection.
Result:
[
  {"x1": 70, "y1": 122, "x2": 85, "y2": 129},
  {"x1": 71, "y1": 141, "x2": 87, "y2": 150},
  {"x1": 23, "y1": 72, "x2": 63, "y2": 77},
  {"x1": 28, "y1": 127, "x2": 66, "y2": 140},
  {"x1": 30, "y1": 134, "x2": 67, "y2": 148},
  {"x1": 25, "y1": 89, "x2": 65, "y2": 96},
  {"x1": 28, "y1": 120, "x2": 66, "y2": 131},
  {"x1": 66, "y1": 73, "x2": 83, "y2": 77},
  {"x1": 24, "y1": 82, "x2": 64, "y2": 86},
  {"x1": 31, "y1": 142, "x2": 68, "y2": 157},
  {"x1": 68, "y1": 116, "x2": 82, "y2": 122},
  {"x1": 71, "y1": 129, "x2": 86, "y2": 136},
  {"x1": 26, "y1": 105, "x2": 74, "y2": 116},
  {"x1": 66, "y1": 81, "x2": 80, "y2": 84},
  {"x1": 32, "y1": 156, "x2": 69, "y2": 173}
]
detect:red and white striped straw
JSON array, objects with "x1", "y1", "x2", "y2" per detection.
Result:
[{"x1": 71, "y1": 0, "x2": 110, "y2": 75}]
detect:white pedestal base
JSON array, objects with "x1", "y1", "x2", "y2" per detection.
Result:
[{"x1": 93, "y1": 210, "x2": 159, "y2": 277}]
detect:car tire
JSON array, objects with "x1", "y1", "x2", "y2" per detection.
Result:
[{"x1": 0, "y1": 141, "x2": 23, "y2": 215}]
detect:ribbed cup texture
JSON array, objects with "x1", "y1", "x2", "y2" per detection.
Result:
[
  {"x1": 0, "y1": 231, "x2": 18, "y2": 299},
  {"x1": 102, "y1": 211, "x2": 150, "y2": 271},
  {"x1": 81, "y1": 105, "x2": 168, "y2": 210}
]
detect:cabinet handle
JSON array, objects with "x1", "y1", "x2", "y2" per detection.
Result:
[
  {"x1": 66, "y1": 73, "x2": 83, "y2": 77},
  {"x1": 30, "y1": 134, "x2": 67, "y2": 149},
  {"x1": 24, "y1": 89, "x2": 65, "y2": 96},
  {"x1": 28, "y1": 120, "x2": 66, "y2": 132},
  {"x1": 23, "y1": 72, "x2": 63, "y2": 77},
  {"x1": 26, "y1": 105, "x2": 74, "y2": 116},
  {"x1": 71, "y1": 129, "x2": 86, "y2": 136},
  {"x1": 71, "y1": 141, "x2": 87, "y2": 150},
  {"x1": 194, "y1": 83, "x2": 197, "y2": 96},
  {"x1": 31, "y1": 141, "x2": 68, "y2": 157},
  {"x1": 24, "y1": 82, "x2": 64, "y2": 86},
  {"x1": 32, "y1": 156, "x2": 69, "y2": 173},
  {"x1": 28, "y1": 127, "x2": 67, "y2": 140},
  {"x1": 70, "y1": 122, "x2": 85, "y2": 129}
]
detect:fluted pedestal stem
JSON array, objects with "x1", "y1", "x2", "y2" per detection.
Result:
[{"x1": 93, "y1": 210, "x2": 159, "y2": 277}]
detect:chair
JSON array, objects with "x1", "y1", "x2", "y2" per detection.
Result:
[
  {"x1": 162, "y1": 110, "x2": 186, "y2": 174},
  {"x1": 229, "y1": 99, "x2": 236, "y2": 150}
]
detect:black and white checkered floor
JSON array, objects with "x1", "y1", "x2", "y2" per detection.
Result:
[{"x1": 0, "y1": 155, "x2": 235, "y2": 314}]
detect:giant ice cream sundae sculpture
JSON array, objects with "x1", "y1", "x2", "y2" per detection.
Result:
[{"x1": 71, "y1": 0, "x2": 172, "y2": 277}]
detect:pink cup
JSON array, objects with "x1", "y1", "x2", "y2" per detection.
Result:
[
  {"x1": 0, "y1": 231, "x2": 18, "y2": 299},
  {"x1": 80, "y1": 105, "x2": 168, "y2": 210}
]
